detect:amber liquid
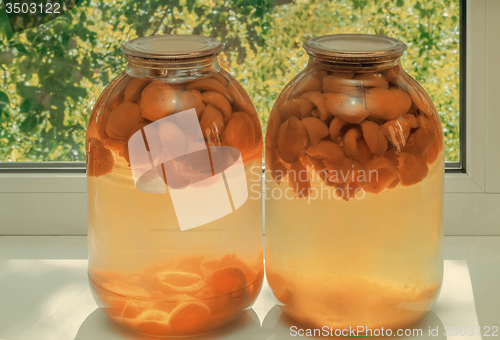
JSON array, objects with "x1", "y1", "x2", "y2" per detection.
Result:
[
  {"x1": 87, "y1": 157, "x2": 263, "y2": 337},
  {"x1": 265, "y1": 154, "x2": 444, "y2": 331}
]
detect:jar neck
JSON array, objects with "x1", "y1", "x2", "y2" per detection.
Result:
[
  {"x1": 307, "y1": 55, "x2": 402, "y2": 73},
  {"x1": 126, "y1": 55, "x2": 221, "y2": 81}
]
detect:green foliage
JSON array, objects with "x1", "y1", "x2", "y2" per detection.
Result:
[{"x1": 0, "y1": 0, "x2": 460, "y2": 162}]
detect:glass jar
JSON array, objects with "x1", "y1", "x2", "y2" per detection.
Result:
[
  {"x1": 86, "y1": 35, "x2": 263, "y2": 337},
  {"x1": 265, "y1": 34, "x2": 444, "y2": 331}
]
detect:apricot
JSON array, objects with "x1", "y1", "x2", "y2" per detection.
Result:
[
  {"x1": 301, "y1": 117, "x2": 329, "y2": 146},
  {"x1": 322, "y1": 74, "x2": 358, "y2": 93},
  {"x1": 140, "y1": 81, "x2": 178, "y2": 121},
  {"x1": 212, "y1": 72, "x2": 228, "y2": 87},
  {"x1": 278, "y1": 98, "x2": 314, "y2": 121},
  {"x1": 169, "y1": 302, "x2": 211, "y2": 334},
  {"x1": 154, "y1": 271, "x2": 206, "y2": 295},
  {"x1": 323, "y1": 157, "x2": 362, "y2": 185},
  {"x1": 329, "y1": 117, "x2": 349, "y2": 143},
  {"x1": 136, "y1": 309, "x2": 171, "y2": 336},
  {"x1": 362, "y1": 157, "x2": 398, "y2": 194},
  {"x1": 306, "y1": 140, "x2": 345, "y2": 162},
  {"x1": 103, "y1": 137, "x2": 126, "y2": 153},
  {"x1": 222, "y1": 112, "x2": 255, "y2": 154},
  {"x1": 212, "y1": 266, "x2": 248, "y2": 296},
  {"x1": 201, "y1": 91, "x2": 232, "y2": 120},
  {"x1": 365, "y1": 88, "x2": 412, "y2": 120},
  {"x1": 300, "y1": 91, "x2": 329, "y2": 121},
  {"x1": 360, "y1": 120, "x2": 388, "y2": 156},
  {"x1": 381, "y1": 114, "x2": 418, "y2": 151},
  {"x1": 265, "y1": 113, "x2": 281, "y2": 148},
  {"x1": 352, "y1": 73, "x2": 389, "y2": 89},
  {"x1": 410, "y1": 114, "x2": 438, "y2": 157},
  {"x1": 288, "y1": 160, "x2": 311, "y2": 198},
  {"x1": 421, "y1": 138, "x2": 442, "y2": 166},
  {"x1": 337, "y1": 96, "x2": 369, "y2": 124},
  {"x1": 124, "y1": 77, "x2": 150, "y2": 103},
  {"x1": 122, "y1": 300, "x2": 143, "y2": 319},
  {"x1": 290, "y1": 74, "x2": 322, "y2": 98},
  {"x1": 398, "y1": 152, "x2": 429, "y2": 186},
  {"x1": 200, "y1": 105, "x2": 225, "y2": 142},
  {"x1": 301, "y1": 153, "x2": 325, "y2": 172},
  {"x1": 86, "y1": 137, "x2": 114, "y2": 177},
  {"x1": 276, "y1": 116, "x2": 309, "y2": 164},
  {"x1": 106, "y1": 102, "x2": 145, "y2": 140},
  {"x1": 186, "y1": 78, "x2": 229, "y2": 98},
  {"x1": 158, "y1": 121, "x2": 187, "y2": 159},
  {"x1": 177, "y1": 90, "x2": 205, "y2": 117},
  {"x1": 217, "y1": 253, "x2": 257, "y2": 284},
  {"x1": 343, "y1": 127, "x2": 374, "y2": 164},
  {"x1": 265, "y1": 146, "x2": 288, "y2": 184}
]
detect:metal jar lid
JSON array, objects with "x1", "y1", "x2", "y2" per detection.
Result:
[
  {"x1": 303, "y1": 34, "x2": 407, "y2": 62},
  {"x1": 121, "y1": 35, "x2": 224, "y2": 60}
]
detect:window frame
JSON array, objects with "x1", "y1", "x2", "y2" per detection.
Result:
[{"x1": 0, "y1": 0, "x2": 498, "y2": 236}]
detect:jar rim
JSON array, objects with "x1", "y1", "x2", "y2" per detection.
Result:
[
  {"x1": 303, "y1": 34, "x2": 407, "y2": 62},
  {"x1": 121, "y1": 34, "x2": 224, "y2": 60}
]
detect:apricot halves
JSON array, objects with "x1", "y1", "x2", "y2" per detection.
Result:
[{"x1": 276, "y1": 116, "x2": 309, "y2": 164}]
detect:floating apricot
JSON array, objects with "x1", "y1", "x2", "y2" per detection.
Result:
[
  {"x1": 278, "y1": 98, "x2": 314, "y2": 121},
  {"x1": 200, "y1": 105, "x2": 225, "y2": 142},
  {"x1": 421, "y1": 138, "x2": 442, "y2": 166},
  {"x1": 186, "y1": 78, "x2": 229, "y2": 98},
  {"x1": 322, "y1": 74, "x2": 357, "y2": 93},
  {"x1": 352, "y1": 73, "x2": 389, "y2": 89},
  {"x1": 212, "y1": 266, "x2": 248, "y2": 296},
  {"x1": 288, "y1": 160, "x2": 311, "y2": 198},
  {"x1": 122, "y1": 300, "x2": 143, "y2": 319},
  {"x1": 154, "y1": 271, "x2": 206, "y2": 295},
  {"x1": 398, "y1": 152, "x2": 429, "y2": 186},
  {"x1": 337, "y1": 96, "x2": 369, "y2": 124},
  {"x1": 300, "y1": 91, "x2": 329, "y2": 121},
  {"x1": 365, "y1": 88, "x2": 412, "y2": 120},
  {"x1": 86, "y1": 137, "x2": 114, "y2": 177},
  {"x1": 106, "y1": 102, "x2": 145, "y2": 140},
  {"x1": 323, "y1": 157, "x2": 362, "y2": 185},
  {"x1": 410, "y1": 114, "x2": 438, "y2": 157},
  {"x1": 276, "y1": 116, "x2": 309, "y2": 164},
  {"x1": 301, "y1": 153, "x2": 325, "y2": 172},
  {"x1": 265, "y1": 146, "x2": 288, "y2": 184},
  {"x1": 103, "y1": 137, "x2": 126, "y2": 153},
  {"x1": 381, "y1": 114, "x2": 418, "y2": 151},
  {"x1": 301, "y1": 117, "x2": 329, "y2": 146},
  {"x1": 169, "y1": 302, "x2": 210, "y2": 334},
  {"x1": 343, "y1": 127, "x2": 374, "y2": 164},
  {"x1": 124, "y1": 77, "x2": 150, "y2": 103},
  {"x1": 360, "y1": 120, "x2": 388, "y2": 156},
  {"x1": 329, "y1": 117, "x2": 349, "y2": 143},
  {"x1": 217, "y1": 253, "x2": 257, "y2": 284},
  {"x1": 201, "y1": 91, "x2": 232, "y2": 120},
  {"x1": 290, "y1": 74, "x2": 322, "y2": 98},
  {"x1": 177, "y1": 90, "x2": 205, "y2": 117},
  {"x1": 140, "y1": 81, "x2": 178, "y2": 121},
  {"x1": 362, "y1": 157, "x2": 398, "y2": 194},
  {"x1": 158, "y1": 121, "x2": 188, "y2": 159},
  {"x1": 306, "y1": 140, "x2": 345, "y2": 162},
  {"x1": 222, "y1": 112, "x2": 255, "y2": 154},
  {"x1": 136, "y1": 309, "x2": 171, "y2": 336},
  {"x1": 265, "y1": 113, "x2": 282, "y2": 148},
  {"x1": 212, "y1": 72, "x2": 228, "y2": 87}
]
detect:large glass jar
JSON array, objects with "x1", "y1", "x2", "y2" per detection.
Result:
[
  {"x1": 86, "y1": 35, "x2": 263, "y2": 337},
  {"x1": 265, "y1": 34, "x2": 444, "y2": 331}
]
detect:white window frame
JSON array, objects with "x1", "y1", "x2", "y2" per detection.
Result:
[{"x1": 0, "y1": 0, "x2": 498, "y2": 236}]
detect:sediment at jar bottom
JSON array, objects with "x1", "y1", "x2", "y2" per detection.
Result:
[
  {"x1": 89, "y1": 253, "x2": 264, "y2": 337},
  {"x1": 267, "y1": 270, "x2": 440, "y2": 332},
  {"x1": 87, "y1": 70, "x2": 262, "y2": 178},
  {"x1": 265, "y1": 65, "x2": 444, "y2": 201}
]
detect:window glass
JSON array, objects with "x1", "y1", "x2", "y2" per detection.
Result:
[{"x1": 0, "y1": 0, "x2": 460, "y2": 162}]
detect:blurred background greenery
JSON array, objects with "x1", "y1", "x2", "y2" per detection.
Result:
[{"x1": 0, "y1": 0, "x2": 460, "y2": 163}]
